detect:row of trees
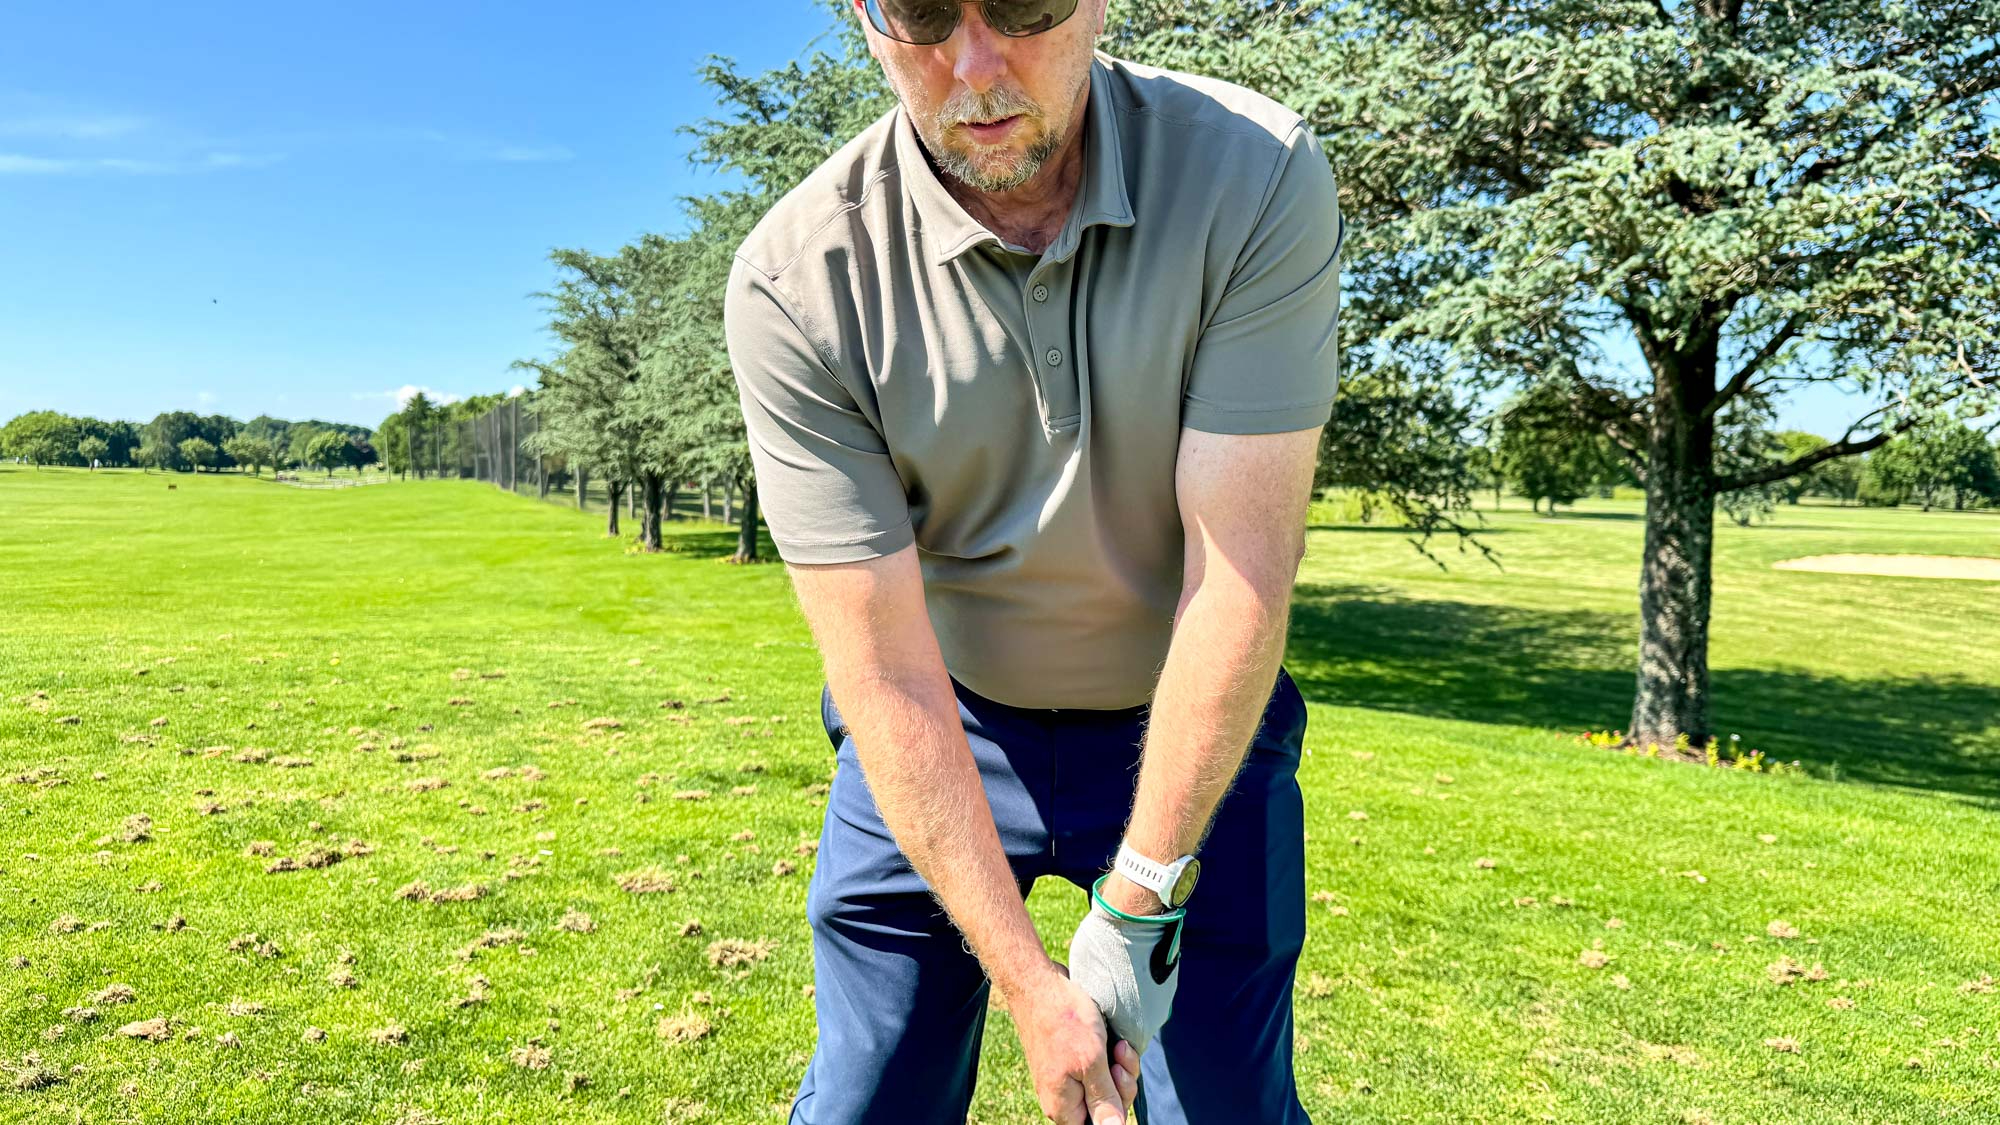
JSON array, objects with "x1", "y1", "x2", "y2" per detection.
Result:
[
  {"x1": 374, "y1": 391, "x2": 513, "y2": 481},
  {"x1": 0, "y1": 409, "x2": 376, "y2": 475},
  {"x1": 504, "y1": 0, "x2": 1993, "y2": 748},
  {"x1": 1491, "y1": 384, "x2": 2000, "y2": 514},
  {"x1": 493, "y1": 37, "x2": 888, "y2": 560}
]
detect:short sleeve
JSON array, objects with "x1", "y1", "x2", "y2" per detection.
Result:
[
  {"x1": 725, "y1": 256, "x2": 915, "y2": 564},
  {"x1": 1181, "y1": 124, "x2": 1344, "y2": 435}
]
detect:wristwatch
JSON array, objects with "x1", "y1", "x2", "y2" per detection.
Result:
[{"x1": 1114, "y1": 842, "x2": 1201, "y2": 911}]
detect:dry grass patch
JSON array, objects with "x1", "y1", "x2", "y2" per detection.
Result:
[
  {"x1": 508, "y1": 1043, "x2": 552, "y2": 1070},
  {"x1": 454, "y1": 927, "x2": 528, "y2": 961},
  {"x1": 449, "y1": 975, "x2": 492, "y2": 1009},
  {"x1": 705, "y1": 937, "x2": 777, "y2": 968},
  {"x1": 615, "y1": 868, "x2": 677, "y2": 894},
  {"x1": 657, "y1": 1013, "x2": 713, "y2": 1045},
  {"x1": 4, "y1": 1051, "x2": 62, "y2": 1091},
  {"x1": 394, "y1": 880, "x2": 488, "y2": 904},
  {"x1": 96, "y1": 814, "x2": 153, "y2": 845},
  {"x1": 116, "y1": 1017, "x2": 173, "y2": 1042}
]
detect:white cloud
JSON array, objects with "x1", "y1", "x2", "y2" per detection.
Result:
[
  {"x1": 0, "y1": 151, "x2": 283, "y2": 176},
  {"x1": 0, "y1": 154, "x2": 77, "y2": 174},
  {"x1": 507, "y1": 385, "x2": 527, "y2": 398},
  {"x1": 394, "y1": 384, "x2": 462, "y2": 408}
]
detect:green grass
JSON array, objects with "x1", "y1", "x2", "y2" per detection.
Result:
[{"x1": 2, "y1": 467, "x2": 1997, "y2": 1123}]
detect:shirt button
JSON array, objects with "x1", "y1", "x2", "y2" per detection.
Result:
[
  {"x1": 1045, "y1": 347, "x2": 1063, "y2": 367},
  {"x1": 1032, "y1": 284, "x2": 1049, "y2": 302}
]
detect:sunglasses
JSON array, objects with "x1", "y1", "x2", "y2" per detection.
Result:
[{"x1": 862, "y1": 0, "x2": 1080, "y2": 45}]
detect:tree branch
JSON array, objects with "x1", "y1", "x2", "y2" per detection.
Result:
[
  {"x1": 1799, "y1": 44, "x2": 2000, "y2": 187},
  {"x1": 1703, "y1": 308, "x2": 1811, "y2": 420},
  {"x1": 1715, "y1": 402, "x2": 1930, "y2": 492}
]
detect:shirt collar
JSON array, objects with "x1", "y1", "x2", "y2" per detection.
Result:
[{"x1": 897, "y1": 52, "x2": 1134, "y2": 269}]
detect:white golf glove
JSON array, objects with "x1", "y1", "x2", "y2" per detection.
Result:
[{"x1": 1066, "y1": 875, "x2": 1185, "y2": 1055}]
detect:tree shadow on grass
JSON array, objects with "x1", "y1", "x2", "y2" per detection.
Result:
[{"x1": 1285, "y1": 583, "x2": 2000, "y2": 808}]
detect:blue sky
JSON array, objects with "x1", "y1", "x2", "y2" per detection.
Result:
[
  {"x1": 1, "y1": 1, "x2": 1872, "y2": 435},
  {"x1": 0, "y1": 0, "x2": 840, "y2": 429}
]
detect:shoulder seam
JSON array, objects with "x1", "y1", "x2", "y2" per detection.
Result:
[
  {"x1": 1113, "y1": 101, "x2": 1298, "y2": 151},
  {"x1": 732, "y1": 256, "x2": 855, "y2": 400},
  {"x1": 741, "y1": 166, "x2": 901, "y2": 281}
]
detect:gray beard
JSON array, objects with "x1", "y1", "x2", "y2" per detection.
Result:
[{"x1": 932, "y1": 124, "x2": 1068, "y2": 193}]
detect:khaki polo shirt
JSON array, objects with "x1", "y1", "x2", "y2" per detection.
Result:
[{"x1": 727, "y1": 52, "x2": 1343, "y2": 710}]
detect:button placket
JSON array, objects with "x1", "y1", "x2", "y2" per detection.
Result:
[{"x1": 1023, "y1": 264, "x2": 1079, "y2": 430}]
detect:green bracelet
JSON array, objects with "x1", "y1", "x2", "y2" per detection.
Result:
[{"x1": 1090, "y1": 873, "x2": 1186, "y2": 924}]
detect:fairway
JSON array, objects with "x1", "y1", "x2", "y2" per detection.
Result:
[{"x1": 4, "y1": 467, "x2": 1999, "y2": 1123}]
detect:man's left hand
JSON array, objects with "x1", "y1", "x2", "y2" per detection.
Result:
[{"x1": 1066, "y1": 873, "x2": 1184, "y2": 1055}]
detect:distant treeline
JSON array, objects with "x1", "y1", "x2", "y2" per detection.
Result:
[{"x1": 0, "y1": 410, "x2": 373, "y2": 474}]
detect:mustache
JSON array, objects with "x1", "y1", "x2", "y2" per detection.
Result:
[{"x1": 937, "y1": 86, "x2": 1042, "y2": 127}]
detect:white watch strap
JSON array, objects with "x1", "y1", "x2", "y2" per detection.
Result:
[{"x1": 1115, "y1": 842, "x2": 1172, "y2": 893}]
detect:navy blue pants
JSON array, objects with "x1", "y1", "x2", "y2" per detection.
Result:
[{"x1": 790, "y1": 668, "x2": 1313, "y2": 1124}]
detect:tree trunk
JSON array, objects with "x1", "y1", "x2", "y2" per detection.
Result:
[
  {"x1": 703, "y1": 477, "x2": 713, "y2": 521},
  {"x1": 576, "y1": 468, "x2": 588, "y2": 510},
  {"x1": 733, "y1": 480, "x2": 760, "y2": 563},
  {"x1": 640, "y1": 473, "x2": 664, "y2": 552},
  {"x1": 606, "y1": 481, "x2": 623, "y2": 537},
  {"x1": 1630, "y1": 351, "x2": 1718, "y2": 752},
  {"x1": 664, "y1": 482, "x2": 679, "y2": 522},
  {"x1": 723, "y1": 481, "x2": 735, "y2": 525}
]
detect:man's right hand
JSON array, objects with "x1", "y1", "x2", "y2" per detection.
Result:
[{"x1": 1008, "y1": 964, "x2": 1140, "y2": 1125}]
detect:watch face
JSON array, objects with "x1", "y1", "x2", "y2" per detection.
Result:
[{"x1": 1168, "y1": 858, "x2": 1201, "y2": 907}]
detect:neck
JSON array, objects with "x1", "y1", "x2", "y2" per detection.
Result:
[{"x1": 934, "y1": 85, "x2": 1092, "y2": 255}]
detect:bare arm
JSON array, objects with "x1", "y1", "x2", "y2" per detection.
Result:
[
  {"x1": 1098, "y1": 426, "x2": 1321, "y2": 916},
  {"x1": 790, "y1": 547, "x2": 1139, "y2": 1119},
  {"x1": 786, "y1": 546, "x2": 1052, "y2": 993}
]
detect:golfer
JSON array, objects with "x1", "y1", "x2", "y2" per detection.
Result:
[{"x1": 726, "y1": 1, "x2": 1340, "y2": 1121}]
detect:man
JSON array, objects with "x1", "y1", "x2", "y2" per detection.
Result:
[{"x1": 725, "y1": 0, "x2": 1341, "y2": 1121}]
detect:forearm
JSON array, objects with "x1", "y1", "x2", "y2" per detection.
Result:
[
  {"x1": 1122, "y1": 581, "x2": 1291, "y2": 864},
  {"x1": 833, "y1": 671, "x2": 1053, "y2": 996}
]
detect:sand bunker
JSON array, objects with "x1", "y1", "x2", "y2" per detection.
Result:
[{"x1": 1773, "y1": 554, "x2": 2000, "y2": 581}]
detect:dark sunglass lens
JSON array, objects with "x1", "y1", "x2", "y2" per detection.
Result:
[
  {"x1": 872, "y1": 0, "x2": 960, "y2": 43},
  {"x1": 983, "y1": 0, "x2": 1078, "y2": 36}
]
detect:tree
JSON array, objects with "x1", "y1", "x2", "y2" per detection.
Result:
[
  {"x1": 77, "y1": 418, "x2": 139, "y2": 467},
  {"x1": 682, "y1": 27, "x2": 897, "y2": 560},
  {"x1": 143, "y1": 412, "x2": 206, "y2": 472},
  {"x1": 1816, "y1": 453, "x2": 1865, "y2": 505},
  {"x1": 1, "y1": 411, "x2": 82, "y2": 467},
  {"x1": 376, "y1": 413, "x2": 410, "y2": 477},
  {"x1": 519, "y1": 242, "x2": 689, "y2": 547},
  {"x1": 1106, "y1": 0, "x2": 2000, "y2": 748},
  {"x1": 178, "y1": 437, "x2": 218, "y2": 472},
  {"x1": 77, "y1": 436, "x2": 108, "y2": 467},
  {"x1": 399, "y1": 393, "x2": 440, "y2": 479},
  {"x1": 224, "y1": 435, "x2": 274, "y2": 475},
  {"x1": 1867, "y1": 422, "x2": 2000, "y2": 510},
  {"x1": 1774, "y1": 433, "x2": 1830, "y2": 503},
  {"x1": 304, "y1": 431, "x2": 350, "y2": 477},
  {"x1": 1494, "y1": 381, "x2": 1619, "y2": 512}
]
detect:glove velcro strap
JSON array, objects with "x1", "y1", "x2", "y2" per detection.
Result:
[{"x1": 1089, "y1": 873, "x2": 1186, "y2": 925}]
